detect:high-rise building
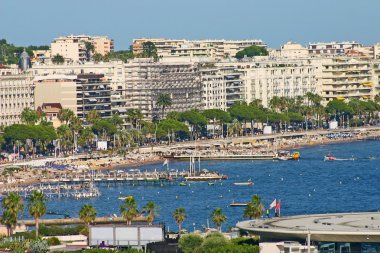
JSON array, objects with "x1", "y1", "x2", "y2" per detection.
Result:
[
  {"x1": 125, "y1": 59, "x2": 202, "y2": 120},
  {"x1": 317, "y1": 57, "x2": 379, "y2": 105},
  {"x1": 0, "y1": 65, "x2": 34, "y2": 126}
]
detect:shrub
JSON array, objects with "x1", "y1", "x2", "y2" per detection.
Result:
[
  {"x1": 46, "y1": 236, "x2": 61, "y2": 246},
  {"x1": 201, "y1": 233, "x2": 228, "y2": 252},
  {"x1": 179, "y1": 233, "x2": 204, "y2": 253}
]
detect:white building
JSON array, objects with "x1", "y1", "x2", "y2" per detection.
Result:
[
  {"x1": 317, "y1": 57, "x2": 379, "y2": 105},
  {"x1": 0, "y1": 65, "x2": 34, "y2": 126},
  {"x1": 132, "y1": 38, "x2": 266, "y2": 61},
  {"x1": 308, "y1": 41, "x2": 362, "y2": 56},
  {"x1": 270, "y1": 42, "x2": 309, "y2": 59}
]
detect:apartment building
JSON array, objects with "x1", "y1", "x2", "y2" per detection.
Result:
[
  {"x1": 200, "y1": 62, "x2": 245, "y2": 110},
  {"x1": 51, "y1": 35, "x2": 114, "y2": 63},
  {"x1": 34, "y1": 75, "x2": 78, "y2": 114},
  {"x1": 308, "y1": 41, "x2": 362, "y2": 56},
  {"x1": 34, "y1": 73, "x2": 112, "y2": 122},
  {"x1": 76, "y1": 74, "x2": 112, "y2": 120},
  {"x1": 132, "y1": 38, "x2": 266, "y2": 60},
  {"x1": 318, "y1": 57, "x2": 378, "y2": 105},
  {"x1": 242, "y1": 58, "x2": 318, "y2": 108},
  {"x1": 125, "y1": 59, "x2": 202, "y2": 120},
  {"x1": 270, "y1": 42, "x2": 309, "y2": 59},
  {"x1": 0, "y1": 65, "x2": 34, "y2": 126}
]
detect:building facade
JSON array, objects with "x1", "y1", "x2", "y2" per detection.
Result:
[
  {"x1": 51, "y1": 35, "x2": 114, "y2": 63},
  {"x1": 0, "y1": 65, "x2": 34, "y2": 126},
  {"x1": 318, "y1": 57, "x2": 379, "y2": 105},
  {"x1": 132, "y1": 38, "x2": 266, "y2": 61},
  {"x1": 308, "y1": 41, "x2": 362, "y2": 56},
  {"x1": 125, "y1": 59, "x2": 202, "y2": 120}
]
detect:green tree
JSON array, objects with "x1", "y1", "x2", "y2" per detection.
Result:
[
  {"x1": 52, "y1": 54, "x2": 64, "y2": 64},
  {"x1": 178, "y1": 233, "x2": 204, "y2": 253},
  {"x1": 1, "y1": 192, "x2": 24, "y2": 236},
  {"x1": 156, "y1": 93, "x2": 172, "y2": 119},
  {"x1": 210, "y1": 208, "x2": 227, "y2": 232},
  {"x1": 142, "y1": 201, "x2": 159, "y2": 225},
  {"x1": 92, "y1": 119, "x2": 117, "y2": 141},
  {"x1": 92, "y1": 53, "x2": 104, "y2": 63},
  {"x1": 85, "y1": 42, "x2": 95, "y2": 61},
  {"x1": 180, "y1": 109, "x2": 207, "y2": 140},
  {"x1": 86, "y1": 110, "x2": 100, "y2": 125},
  {"x1": 28, "y1": 191, "x2": 47, "y2": 238},
  {"x1": 106, "y1": 50, "x2": 134, "y2": 62},
  {"x1": 21, "y1": 108, "x2": 39, "y2": 125},
  {"x1": 244, "y1": 194, "x2": 265, "y2": 220},
  {"x1": 127, "y1": 109, "x2": 143, "y2": 129},
  {"x1": 201, "y1": 233, "x2": 229, "y2": 252},
  {"x1": 172, "y1": 207, "x2": 186, "y2": 236},
  {"x1": 79, "y1": 204, "x2": 97, "y2": 233},
  {"x1": 203, "y1": 109, "x2": 231, "y2": 137},
  {"x1": 57, "y1": 108, "x2": 75, "y2": 125},
  {"x1": 235, "y1": 45, "x2": 268, "y2": 59},
  {"x1": 141, "y1": 41, "x2": 158, "y2": 60},
  {"x1": 120, "y1": 196, "x2": 139, "y2": 225},
  {"x1": 157, "y1": 119, "x2": 189, "y2": 142}
]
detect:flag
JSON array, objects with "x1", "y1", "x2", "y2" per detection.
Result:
[
  {"x1": 163, "y1": 159, "x2": 168, "y2": 166},
  {"x1": 275, "y1": 200, "x2": 281, "y2": 210},
  {"x1": 269, "y1": 199, "x2": 277, "y2": 209}
]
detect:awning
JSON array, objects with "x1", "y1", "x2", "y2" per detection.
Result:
[{"x1": 117, "y1": 108, "x2": 127, "y2": 113}]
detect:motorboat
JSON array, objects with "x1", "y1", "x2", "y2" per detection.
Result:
[
  {"x1": 276, "y1": 151, "x2": 301, "y2": 161},
  {"x1": 118, "y1": 196, "x2": 133, "y2": 200},
  {"x1": 234, "y1": 181, "x2": 254, "y2": 186}
]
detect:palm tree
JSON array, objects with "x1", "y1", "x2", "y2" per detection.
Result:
[
  {"x1": 210, "y1": 208, "x2": 227, "y2": 232},
  {"x1": 243, "y1": 194, "x2": 265, "y2": 220},
  {"x1": 1, "y1": 192, "x2": 24, "y2": 236},
  {"x1": 28, "y1": 191, "x2": 47, "y2": 238},
  {"x1": 172, "y1": 207, "x2": 186, "y2": 236},
  {"x1": 142, "y1": 201, "x2": 159, "y2": 225},
  {"x1": 120, "y1": 196, "x2": 139, "y2": 225},
  {"x1": 86, "y1": 110, "x2": 100, "y2": 125},
  {"x1": 57, "y1": 108, "x2": 75, "y2": 125},
  {"x1": 79, "y1": 204, "x2": 97, "y2": 230},
  {"x1": 156, "y1": 94, "x2": 172, "y2": 120},
  {"x1": 127, "y1": 109, "x2": 143, "y2": 129}
]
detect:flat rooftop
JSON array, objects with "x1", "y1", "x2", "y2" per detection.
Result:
[{"x1": 237, "y1": 212, "x2": 380, "y2": 243}]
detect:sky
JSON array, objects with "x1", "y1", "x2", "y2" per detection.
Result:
[{"x1": 1, "y1": 0, "x2": 380, "y2": 50}]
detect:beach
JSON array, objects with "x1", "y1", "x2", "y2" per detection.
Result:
[{"x1": 1, "y1": 127, "x2": 379, "y2": 191}]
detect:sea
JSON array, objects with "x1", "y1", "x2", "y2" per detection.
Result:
[{"x1": 39, "y1": 140, "x2": 380, "y2": 231}]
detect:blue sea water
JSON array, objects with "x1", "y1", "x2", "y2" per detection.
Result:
[{"x1": 43, "y1": 140, "x2": 380, "y2": 231}]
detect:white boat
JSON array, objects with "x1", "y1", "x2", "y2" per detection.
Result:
[
  {"x1": 234, "y1": 181, "x2": 254, "y2": 186},
  {"x1": 184, "y1": 156, "x2": 227, "y2": 181}
]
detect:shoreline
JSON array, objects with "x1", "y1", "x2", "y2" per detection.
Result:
[{"x1": 1, "y1": 131, "x2": 379, "y2": 191}]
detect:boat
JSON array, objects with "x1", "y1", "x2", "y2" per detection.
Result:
[
  {"x1": 118, "y1": 196, "x2": 133, "y2": 200},
  {"x1": 230, "y1": 201, "x2": 248, "y2": 207},
  {"x1": 184, "y1": 156, "x2": 228, "y2": 182},
  {"x1": 179, "y1": 182, "x2": 187, "y2": 186},
  {"x1": 234, "y1": 181, "x2": 254, "y2": 186},
  {"x1": 276, "y1": 151, "x2": 301, "y2": 161},
  {"x1": 324, "y1": 152, "x2": 336, "y2": 161},
  {"x1": 208, "y1": 182, "x2": 215, "y2": 186}
]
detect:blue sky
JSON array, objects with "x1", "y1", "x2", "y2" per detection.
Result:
[{"x1": 1, "y1": 0, "x2": 379, "y2": 50}]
